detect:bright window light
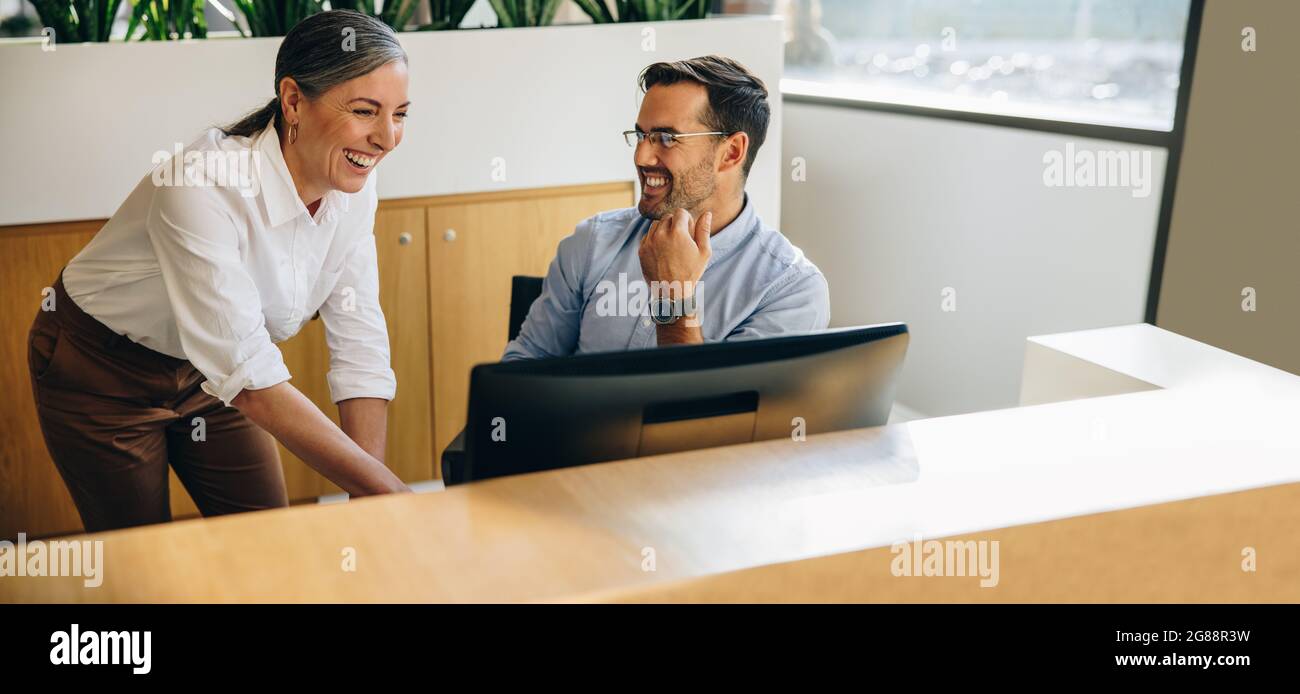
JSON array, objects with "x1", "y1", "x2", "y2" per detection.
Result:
[{"x1": 723, "y1": 0, "x2": 1194, "y2": 131}]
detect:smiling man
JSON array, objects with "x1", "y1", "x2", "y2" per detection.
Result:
[{"x1": 502, "y1": 55, "x2": 829, "y2": 361}]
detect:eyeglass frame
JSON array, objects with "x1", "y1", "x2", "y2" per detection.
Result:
[{"x1": 622, "y1": 129, "x2": 735, "y2": 149}]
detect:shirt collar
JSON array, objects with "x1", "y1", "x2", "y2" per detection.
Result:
[
  {"x1": 706, "y1": 193, "x2": 758, "y2": 257},
  {"x1": 254, "y1": 120, "x2": 350, "y2": 227}
]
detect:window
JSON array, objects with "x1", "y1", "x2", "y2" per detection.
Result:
[{"x1": 723, "y1": 0, "x2": 1194, "y2": 131}]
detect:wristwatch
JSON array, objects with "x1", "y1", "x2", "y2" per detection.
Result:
[{"x1": 649, "y1": 294, "x2": 698, "y2": 325}]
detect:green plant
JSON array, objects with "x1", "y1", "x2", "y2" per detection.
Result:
[
  {"x1": 125, "y1": 0, "x2": 207, "y2": 39},
  {"x1": 232, "y1": 0, "x2": 322, "y2": 36},
  {"x1": 417, "y1": 0, "x2": 476, "y2": 31},
  {"x1": 329, "y1": 0, "x2": 419, "y2": 31},
  {"x1": 26, "y1": 0, "x2": 125, "y2": 42},
  {"x1": 1, "y1": 12, "x2": 38, "y2": 36},
  {"x1": 486, "y1": 0, "x2": 563, "y2": 28},
  {"x1": 573, "y1": 0, "x2": 710, "y2": 23}
]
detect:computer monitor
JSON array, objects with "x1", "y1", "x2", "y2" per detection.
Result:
[{"x1": 445, "y1": 323, "x2": 909, "y2": 484}]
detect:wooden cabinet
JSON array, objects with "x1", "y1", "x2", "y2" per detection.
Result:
[
  {"x1": 0, "y1": 182, "x2": 632, "y2": 540},
  {"x1": 425, "y1": 183, "x2": 635, "y2": 457},
  {"x1": 0, "y1": 222, "x2": 107, "y2": 539}
]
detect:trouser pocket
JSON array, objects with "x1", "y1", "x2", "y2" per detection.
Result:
[{"x1": 27, "y1": 309, "x2": 65, "y2": 384}]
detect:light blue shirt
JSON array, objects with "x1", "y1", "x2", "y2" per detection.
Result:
[{"x1": 502, "y1": 196, "x2": 830, "y2": 361}]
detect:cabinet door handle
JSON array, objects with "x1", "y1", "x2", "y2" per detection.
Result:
[
  {"x1": 398, "y1": 232, "x2": 413, "y2": 246},
  {"x1": 443, "y1": 229, "x2": 457, "y2": 242}
]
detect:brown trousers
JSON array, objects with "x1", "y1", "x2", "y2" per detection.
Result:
[{"x1": 27, "y1": 272, "x2": 288, "y2": 533}]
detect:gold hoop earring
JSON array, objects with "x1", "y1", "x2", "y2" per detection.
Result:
[{"x1": 288, "y1": 122, "x2": 298, "y2": 145}]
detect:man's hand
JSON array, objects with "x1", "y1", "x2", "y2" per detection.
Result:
[
  {"x1": 640, "y1": 208, "x2": 712, "y2": 346},
  {"x1": 639, "y1": 208, "x2": 713, "y2": 297}
]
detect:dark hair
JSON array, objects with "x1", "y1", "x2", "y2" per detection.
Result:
[
  {"x1": 221, "y1": 9, "x2": 407, "y2": 138},
  {"x1": 638, "y1": 55, "x2": 770, "y2": 178}
]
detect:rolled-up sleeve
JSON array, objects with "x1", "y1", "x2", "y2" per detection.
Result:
[
  {"x1": 501, "y1": 215, "x2": 595, "y2": 362},
  {"x1": 145, "y1": 185, "x2": 291, "y2": 407},
  {"x1": 727, "y1": 269, "x2": 831, "y2": 341},
  {"x1": 319, "y1": 226, "x2": 396, "y2": 403}
]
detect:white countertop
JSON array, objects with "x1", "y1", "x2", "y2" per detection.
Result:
[
  {"x1": 1029, "y1": 322, "x2": 1300, "y2": 395},
  {"x1": 670, "y1": 324, "x2": 1300, "y2": 570}
]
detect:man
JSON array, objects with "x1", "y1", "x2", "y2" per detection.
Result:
[{"x1": 502, "y1": 55, "x2": 829, "y2": 362}]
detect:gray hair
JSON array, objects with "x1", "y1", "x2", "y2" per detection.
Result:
[{"x1": 220, "y1": 9, "x2": 407, "y2": 138}]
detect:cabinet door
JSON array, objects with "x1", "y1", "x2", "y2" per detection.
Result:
[
  {"x1": 1, "y1": 224, "x2": 100, "y2": 538},
  {"x1": 375, "y1": 207, "x2": 433, "y2": 483},
  {"x1": 426, "y1": 184, "x2": 634, "y2": 460},
  {"x1": 276, "y1": 205, "x2": 432, "y2": 499}
]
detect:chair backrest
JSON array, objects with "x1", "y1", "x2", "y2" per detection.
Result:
[{"x1": 508, "y1": 275, "x2": 545, "y2": 341}]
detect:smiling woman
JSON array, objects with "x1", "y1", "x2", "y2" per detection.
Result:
[
  {"x1": 220, "y1": 10, "x2": 410, "y2": 211},
  {"x1": 26, "y1": 9, "x2": 415, "y2": 534}
]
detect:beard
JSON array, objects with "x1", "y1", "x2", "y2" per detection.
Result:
[{"x1": 638, "y1": 154, "x2": 717, "y2": 220}]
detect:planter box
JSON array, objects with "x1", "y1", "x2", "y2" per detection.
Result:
[{"x1": 0, "y1": 16, "x2": 783, "y2": 227}]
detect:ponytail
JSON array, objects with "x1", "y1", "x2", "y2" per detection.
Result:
[{"x1": 219, "y1": 97, "x2": 281, "y2": 138}]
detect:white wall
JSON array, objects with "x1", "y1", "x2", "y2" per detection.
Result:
[
  {"x1": 0, "y1": 16, "x2": 782, "y2": 227},
  {"x1": 781, "y1": 101, "x2": 1165, "y2": 417}
]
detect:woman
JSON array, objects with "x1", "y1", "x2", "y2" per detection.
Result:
[{"x1": 27, "y1": 10, "x2": 413, "y2": 533}]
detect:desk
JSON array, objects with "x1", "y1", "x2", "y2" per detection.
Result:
[{"x1": 2, "y1": 325, "x2": 1298, "y2": 603}]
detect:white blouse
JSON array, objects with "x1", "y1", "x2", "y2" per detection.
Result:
[{"x1": 62, "y1": 120, "x2": 395, "y2": 407}]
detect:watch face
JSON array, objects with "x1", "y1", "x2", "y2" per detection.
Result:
[{"x1": 651, "y1": 298, "x2": 678, "y2": 325}]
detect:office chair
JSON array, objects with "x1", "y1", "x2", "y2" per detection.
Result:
[
  {"x1": 507, "y1": 275, "x2": 544, "y2": 342},
  {"x1": 442, "y1": 275, "x2": 544, "y2": 483}
]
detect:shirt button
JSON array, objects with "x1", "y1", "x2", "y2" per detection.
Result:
[{"x1": 643, "y1": 318, "x2": 652, "y2": 327}]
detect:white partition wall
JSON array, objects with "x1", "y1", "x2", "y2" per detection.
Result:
[
  {"x1": 781, "y1": 102, "x2": 1166, "y2": 417},
  {"x1": 0, "y1": 16, "x2": 782, "y2": 227}
]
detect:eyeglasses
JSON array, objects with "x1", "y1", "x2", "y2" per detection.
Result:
[{"x1": 623, "y1": 129, "x2": 732, "y2": 149}]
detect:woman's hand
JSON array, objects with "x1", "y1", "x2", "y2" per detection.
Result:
[{"x1": 232, "y1": 382, "x2": 410, "y2": 496}]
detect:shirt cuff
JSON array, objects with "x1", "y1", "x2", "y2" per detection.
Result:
[
  {"x1": 200, "y1": 342, "x2": 292, "y2": 407},
  {"x1": 327, "y1": 367, "x2": 397, "y2": 404}
]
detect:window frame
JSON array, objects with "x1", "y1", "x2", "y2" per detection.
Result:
[{"x1": 773, "y1": 0, "x2": 1206, "y2": 324}]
